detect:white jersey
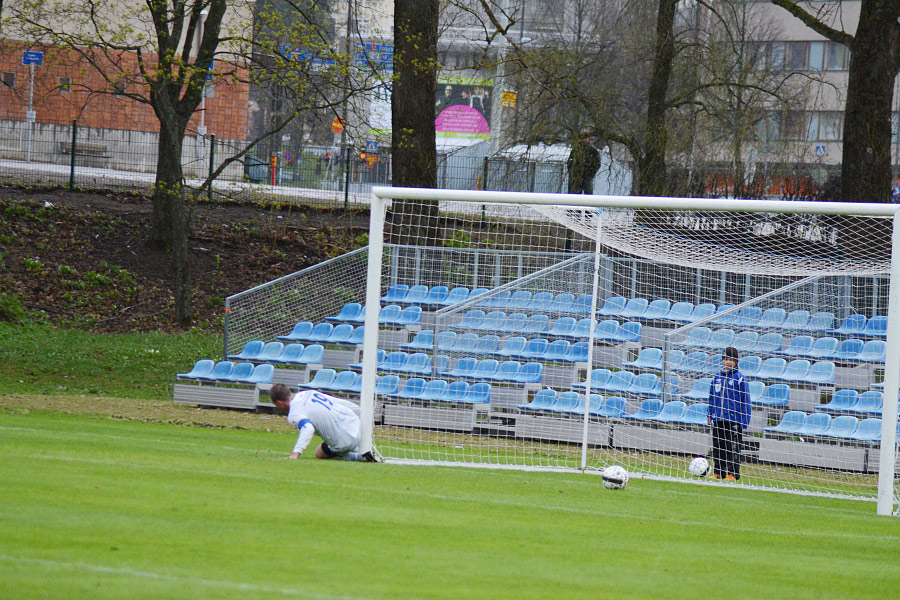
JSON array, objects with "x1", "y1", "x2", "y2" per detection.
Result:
[{"x1": 286, "y1": 390, "x2": 362, "y2": 455}]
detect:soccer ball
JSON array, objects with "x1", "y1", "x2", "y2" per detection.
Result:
[
  {"x1": 602, "y1": 465, "x2": 629, "y2": 490},
  {"x1": 689, "y1": 457, "x2": 711, "y2": 477}
]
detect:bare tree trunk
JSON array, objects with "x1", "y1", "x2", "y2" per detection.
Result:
[
  {"x1": 389, "y1": 0, "x2": 440, "y2": 246},
  {"x1": 638, "y1": 0, "x2": 678, "y2": 197}
]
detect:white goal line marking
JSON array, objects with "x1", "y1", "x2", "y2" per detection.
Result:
[{"x1": 0, "y1": 554, "x2": 371, "y2": 600}]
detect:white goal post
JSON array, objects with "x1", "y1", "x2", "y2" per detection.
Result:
[{"x1": 359, "y1": 186, "x2": 900, "y2": 517}]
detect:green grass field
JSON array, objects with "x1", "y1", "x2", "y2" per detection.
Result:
[{"x1": 3, "y1": 407, "x2": 899, "y2": 599}]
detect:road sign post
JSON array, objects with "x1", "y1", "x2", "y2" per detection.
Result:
[{"x1": 23, "y1": 51, "x2": 43, "y2": 162}]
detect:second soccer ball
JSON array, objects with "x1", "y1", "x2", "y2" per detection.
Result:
[
  {"x1": 602, "y1": 465, "x2": 629, "y2": 490},
  {"x1": 689, "y1": 456, "x2": 711, "y2": 477}
]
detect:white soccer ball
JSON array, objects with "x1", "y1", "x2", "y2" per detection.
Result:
[
  {"x1": 689, "y1": 456, "x2": 711, "y2": 477},
  {"x1": 602, "y1": 465, "x2": 629, "y2": 490}
]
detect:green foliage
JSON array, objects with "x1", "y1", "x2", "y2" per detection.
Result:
[
  {"x1": 443, "y1": 229, "x2": 474, "y2": 248},
  {"x1": 22, "y1": 257, "x2": 44, "y2": 273},
  {"x1": 0, "y1": 292, "x2": 26, "y2": 322}
]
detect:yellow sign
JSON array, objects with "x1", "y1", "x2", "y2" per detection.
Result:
[
  {"x1": 331, "y1": 117, "x2": 345, "y2": 133},
  {"x1": 502, "y1": 91, "x2": 517, "y2": 109},
  {"x1": 365, "y1": 153, "x2": 379, "y2": 168}
]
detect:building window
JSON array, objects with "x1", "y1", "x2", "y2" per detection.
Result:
[
  {"x1": 58, "y1": 76, "x2": 72, "y2": 92},
  {"x1": 824, "y1": 42, "x2": 848, "y2": 70},
  {"x1": 113, "y1": 81, "x2": 126, "y2": 97},
  {"x1": 1, "y1": 72, "x2": 15, "y2": 88},
  {"x1": 817, "y1": 111, "x2": 842, "y2": 140}
]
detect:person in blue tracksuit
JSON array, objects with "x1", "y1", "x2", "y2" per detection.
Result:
[{"x1": 707, "y1": 346, "x2": 751, "y2": 480}]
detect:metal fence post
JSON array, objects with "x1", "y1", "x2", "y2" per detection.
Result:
[
  {"x1": 344, "y1": 145, "x2": 351, "y2": 210},
  {"x1": 208, "y1": 134, "x2": 215, "y2": 202},
  {"x1": 68, "y1": 120, "x2": 77, "y2": 191}
]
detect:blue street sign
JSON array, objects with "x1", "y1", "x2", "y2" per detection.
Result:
[
  {"x1": 206, "y1": 59, "x2": 214, "y2": 82},
  {"x1": 365, "y1": 141, "x2": 379, "y2": 153},
  {"x1": 23, "y1": 51, "x2": 44, "y2": 66}
]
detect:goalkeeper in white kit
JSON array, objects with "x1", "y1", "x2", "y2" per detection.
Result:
[{"x1": 269, "y1": 383, "x2": 380, "y2": 462}]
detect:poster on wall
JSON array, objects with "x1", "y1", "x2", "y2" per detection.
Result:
[{"x1": 435, "y1": 77, "x2": 492, "y2": 141}]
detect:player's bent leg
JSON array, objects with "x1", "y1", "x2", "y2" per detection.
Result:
[{"x1": 316, "y1": 443, "x2": 337, "y2": 459}]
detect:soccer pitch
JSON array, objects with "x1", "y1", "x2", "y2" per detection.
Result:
[{"x1": 2, "y1": 409, "x2": 898, "y2": 599}]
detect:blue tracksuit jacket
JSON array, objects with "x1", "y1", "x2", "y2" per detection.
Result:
[{"x1": 707, "y1": 368, "x2": 751, "y2": 429}]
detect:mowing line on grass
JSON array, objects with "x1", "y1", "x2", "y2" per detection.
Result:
[
  {"x1": 8, "y1": 449, "x2": 897, "y2": 544},
  {"x1": 0, "y1": 554, "x2": 372, "y2": 600}
]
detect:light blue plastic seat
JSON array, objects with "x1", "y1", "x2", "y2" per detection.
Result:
[
  {"x1": 444, "y1": 381, "x2": 470, "y2": 402},
  {"x1": 421, "y1": 286, "x2": 449, "y2": 307},
  {"x1": 711, "y1": 304, "x2": 737, "y2": 325},
  {"x1": 396, "y1": 352, "x2": 429, "y2": 375},
  {"x1": 796, "y1": 412, "x2": 832, "y2": 436},
  {"x1": 738, "y1": 355, "x2": 761, "y2": 377},
  {"x1": 758, "y1": 307, "x2": 787, "y2": 329},
  {"x1": 295, "y1": 344, "x2": 324, "y2": 365},
  {"x1": 665, "y1": 349, "x2": 685, "y2": 371},
  {"x1": 400, "y1": 285, "x2": 429, "y2": 305},
  {"x1": 523, "y1": 314, "x2": 551, "y2": 335},
  {"x1": 378, "y1": 352, "x2": 409, "y2": 373},
  {"x1": 569, "y1": 295, "x2": 594, "y2": 315},
  {"x1": 462, "y1": 382, "x2": 492, "y2": 404},
  {"x1": 774, "y1": 359, "x2": 811, "y2": 383},
  {"x1": 473, "y1": 335, "x2": 502, "y2": 355},
  {"x1": 665, "y1": 301, "x2": 694, "y2": 323},
  {"x1": 822, "y1": 415, "x2": 859, "y2": 440},
  {"x1": 468, "y1": 288, "x2": 489, "y2": 302},
  {"x1": 298, "y1": 368, "x2": 336, "y2": 389},
  {"x1": 516, "y1": 362, "x2": 543, "y2": 384},
  {"x1": 597, "y1": 296, "x2": 627, "y2": 317},
  {"x1": 702, "y1": 353, "x2": 724, "y2": 374},
  {"x1": 547, "y1": 317, "x2": 577, "y2": 337},
  {"x1": 703, "y1": 328, "x2": 735, "y2": 350},
  {"x1": 619, "y1": 297, "x2": 649, "y2": 319},
  {"x1": 244, "y1": 364, "x2": 274, "y2": 385},
  {"x1": 564, "y1": 342, "x2": 589, "y2": 364},
  {"x1": 805, "y1": 337, "x2": 839, "y2": 359},
  {"x1": 622, "y1": 398, "x2": 664, "y2": 421},
  {"x1": 500, "y1": 312, "x2": 529, "y2": 333},
  {"x1": 443, "y1": 357, "x2": 477, "y2": 378},
  {"x1": 222, "y1": 362, "x2": 255, "y2": 382},
  {"x1": 732, "y1": 306, "x2": 762, "y2": 328},
  {"x1": 469, "y1": 359, "x2": 499, "y2": 380},
  {"x1": 441, "y1": 287, "x2": 471, "y2": 306},
  {"x1": 816, "y1": 389, "x2": 858, "y2": 413},
  {"x1": 641, "y1": 299, "x2": 671, "y2": 320},
  {"x1": 778, "y1": 335, "x2": 814, "y2": 357},
  {"x1": 277, "y1": 321, "x2": 314, "y2": 342},
  {"x1": 269, "y1": 343, "x2": 302, "y2": 364},
  {"x1": 519, "y1": 338, "x2": 549, "y2": 360},
  {"x1": 803, "y1": 311, "x2": 835, "y2": 333},
  {"x1": 754, "y1": 383, "x2": 790, "y2": 407},
  {"x1": 518, "y1": 388, "x2": 557, "y2": 411},
  {"x1": 677, "y1": 327, "x2": 713, "y2": 348},
  {"x1": 861, "y1": 314, "x2": 886, "y2": 337},
  {"x1": 755, "y1": 357, "x2": 787, "y2": 379},
  {"x1": 591, "y1": 319, "x2": 620, "y2": 342},
  {"x1": 688, "y1": 303, "x2": 717, "y2": 322},
  {"x1": 610, "y1": 321, "x2": 642, "y2": 343},
  {"x1": 480, "y1": 290, "x2": 511, "y2": 308},
  {"x1": 680, "y1": 377, "x2": 712, "y2": 400},
  {"x1": 832, "y1": 338, "x2": 863, "y2": 362},
  {"x1": 781, "y1": 309, "x2": 810, "y2": 331},
  {"x1": 849, "y1": 418, "x2": 883, "y2": 442},
  {"x1": 396, "y1": 378, "x2": 427, "y2": 399},
  {"x1": 549, "y1": 391, "x2": 581, "y2": 414},
  {"x1": 494, "y1": 336, "x2": 527, "y2": 357},
  {"x1": 568, "y1": 317, "x2": 598, "y2": 339},
  {"x1": 381, "y1": 284, "x2": 409, "y2": 303},
  {"x1": 487, "y1": 360, "x2": 521, "y2": 382},
  {"x1": 326, "y1": 302, "x2": 363, "y2": 323},
  {"x1": 473, "y1": 310, "x2": 507, "y2": 331},
  {"x1": 400, "y1": 330, "x2": 435, "y2": 351},
  {"x1": 548, "y1": 293, "x2": 575, "y2": 313},
  {"x1": 346, "y1": 326, "x2": 366, "y2": 345},
  {"x1": 253, "y1": 341, "x2": 282, "y2": 361},
  {"x1": 506, "y1": 290, "x2": 533, "y2": 310},
  {"x1": 305, "y1": 322, "x2": 334, "y2": 343},
  {"x1": 436, "y1": 330, "x2": 457, "y2": 352},
  {"x1": 627, "y1": 373, "x2": 660, "y2": 397},
  {"x1": 622, "y1": 347, "x2": 663, "y2": 370},
  {"x1": 747, "y1": 380, "x2": 765, "y2": 404},
  {"x1": 451, "y1": 310, "x2": 486, "y2": 330},
  {"x1": 673, "y1": 351, "x2": 709, "y2": 374},
  {"x1": 595, "y1": 396, "x2": 627, "y2": 418},
  {"x1": 195, "y1": 361, "x2": 234, "y2": 381},
  {"x1": 375, "y1": 305, "x2": 402, "y2": 326},
  {"x1": 732, "y1": 330, "x2": 759, "y2": 353},
  {"x1": 543, "y1": 339, "x2": 571, "y2": 361},
  {"x1": 605, "y1": 370, "x2": 636, "y2": 393},
  {"x1": 526, "y1": 292, "x2": 555, "y2": 312},
  {"x1": 680, "y1": 403, "x2": 709, "y2": 426},
  {"x1": 830, "y1": 313, "x2": 866, "y2": 335},
  {"x1": 572, "y1": 368, "x2": 612, "y2": 391},
  {"x1": 805, "y1": 361, "x2": 835, "y2": 385},
  {"x1": 396, "y1": 305, "x2": 423, "y2": 327},
  {"x1": 419, "y1": 379, "x2": 450, "y2": 402},
  {"x1": 755, "y1": 332, "x2": 784, "y2": 354},
  {"x1": 849, "y1": 391, "x2": 883, "y2": 415},
  {"x1": 374, "y1": 375, "x2": 400, "y2": 396},
  {"x1": 325, "y1": 324, "x2": 355, "y2": 344},
  {"x1": 325, "y1": 370, "x2": 359, "y2": 392},
  {"x1": 764, "y1": 411, "x2": 807, "y2": 435},
  {"x1": 227, "y1": 340, "x2": 264, "y2": 360},
  {"x1": 450, "y1": 332, "x2": 479, "y2": 353},
  {"x1": 856, "y1": 340, "x2": 886, "y2": 363}
]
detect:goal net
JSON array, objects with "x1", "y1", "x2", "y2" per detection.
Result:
[{"x1": 356, "y1": 188, "x2": 899, "y2": 515}]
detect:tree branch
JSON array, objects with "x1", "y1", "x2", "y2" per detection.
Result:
[{"x1": 768, "y1": 0, "x2": 855, "y2": 46}]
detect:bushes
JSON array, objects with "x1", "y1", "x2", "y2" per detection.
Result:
[{"x1": 0, "y1": 292, "x2": 25, "y2": 322}]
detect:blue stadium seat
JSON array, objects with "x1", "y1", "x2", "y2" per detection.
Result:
[
  {"x1": 381, "y1": 284, "x2": 409, "y2": 303},
  {"x1": 830, "y1": 313, "x2": 866, "y2": 335},
  {"x1": 822, "y1": 415, "x2": 859, "y2": 440},
  {"x1": 796, "y1": 412, "x2": 832, "y2": 436},
  {"x1": 494, "y1": 336, "x2": 527, "y2": 358},
  {"x1": 515, "y1": 362, "x2": 543, "y2": 384},
  {"x1": 764, "y1": 411, "x2": 807, "y2": 436},
  {"x1": 227, "y1": 340, "x2": 264, "y2": 360},
  {"x1": 547, "y1": 293, "x2": 575, "y2": 313},
  {"x1": 419, "y1": 379, "x2": 450, "y2": 402},
  {"x1": 547, "y1": 316, "x2": 577, "y2": 337},
  {"x1": 747, "y1": 381, "x2": 766, "y2": 404},
  {"x1": 326, "y1": 302, "x2": 363, "y2": 323},
  {"x1": 518, "y1": 338, "x2": 550, "y2": 360},
  {"x1": 436, "y1": 330, "x2": 458, "y2": 352},
  {"x1": 506, "y1": 290, "x2": 533, "y2": 310},
  {"x1": 832, "y1": 338, "x2": 864, "y2": 362},
  {"x1": 469, "y1": 359, "x2": 499, "y2": 380},
  {"x1": 468, "y1": 288, "x2": 490, "y2": 302},
  {"x1": 622, "y1": 398, "x2": 664, "y2": 421},
  {"x1": 732, "y1": 306, "x2": 762, "y2": 328},
  {"x1": 572, "y1": 368, "x2": 612, "y2": 391},
  {"x1": 650, "y1": 400, "x2": 687, "y2": 424},
  {"x1": 545, "y1": 391, "x2": 580, "y2": 413},
  {"x1": 220, "y1": 362, "x2": 254, "y2": 382},
  {"x1": 777, "y1": 335, "x2": 814, "y2": 357},
  {"x1": 569, "y1": 295, "x2": 594, "y2": 315},
  {"x1": 738, "y1": 355, "x2": 761, "y2": 377},
  {"x1": 803, "y1": 311, "x2": 835, "y2": 333},
  {"x1": 561, "y1": 341, "x2": 590, "y2": 364},
  {"x1": 377, "y1": 305, "x2": 403, "y2": 326},
  {"x1": 395, "y1": 306, "x2": 423, "y2": 328},
  {"x1": 480, "y1": 290, "x2": 511, "y2": 308},
  {"x1": 450, "y1": 309, "x2": 486, "y2": 330},
  {"x1": 597, "y1": 296, "x2": 627, "y2": 317},
  {"x1": 441, "y1": 356, "x2": 478, "y2": 378},
  {"x1": 594, "y1": 396, "x2": 627, "y2": 418},
  {"x1": 815, "y1": 389, "x2": 858, "y2": 413},
  {"x1": 849, "y1": 391, "x2": 883, "y2": 415},
  {"x1": 305, "y1": 322, "x2": 334, "y2": 343},
  {"x1": 395, "y1": 352, "x2": 429, "y2": 375},
  {"x1": 732, "y1": 330, "x2": 759, "y2": 353},
  {"x1": 856, "y1": 340, "x2": 886, "y2": 363},
  {"x1": 679, "y1": 377, "x2": 712, "y2": 401},
  {"x1": 346, "y1": 326, "x2": 366, "y2": 345},
  {"x1": 421, "y1": 286, "x2": 449, "y2": 307},
  {"x1": 543, "y1": 339, "x2": 571, "y2": 362},
  {"x1": 254, "y1": 342, "x2": 284, "y2": 361},
  {"x1": 780, "y1": 309, "x2": 810, "y2": 331},
  {"x1": 665, "y1": 349, "x2": 685, "y2": 371},
  {"x1": 605, "y1": 370, "x2": 636, "y2": 393},
  {"x1": 324, "y1": 324, "x2": 355, "y2": 345},
  {"x1": 473, "y1": 335, "x2": 502, "y2": 355},
  {"x1": 522, "y1": 314, "x2": 551, "y2": 335},
  {"x1": 774, "y1": 359, "x2": 811, "y2": 383},
  {"x1": 590, "y1": 319, "x2": 620, "y2": 342},
  {"x1": 755, "y1": 332, "x2": 784, "y2": 354},
  {"x1": 295, "y1": 344, "x2": 324, "y2": 365},
  {"x1": 627, "y1": 373, "x2": 661, "y2": 397},
  {"x1": 672, "y1": 351, "x2": 710, "y2": 374},
  {"x1": 473, "y1": 310, "x2": 507, "y2": 331},
  {"x1": 499, "y1": 312, "x2": 529, "y2": 333},
  {"x1": 462, "y1": 382, "x2": 491, "y2": 404},
  {"x1": 753, "y1": 383, "x2": 790, "y2": 407},
  {"x1": 688, "y1": 303, "x2": 717, "y2": 322},
  {"x1": 805, "y1": 361, "x2": 835, "y2": 385},
  {"x1": 518, "y1": 388, "x2": 557, "y2": 411},
  {"x1": 605, "y1": 321, "x2": 640, "y2": 343},
  {"x1": 665, "y1": 301, "x2": 694, "y2": 323},
  {"x1": 271, "y1": 343, "x2": 304, "y2": 364},
  {"x1": 703, "y1": 353, "x2": 724, "y2": 375},
  {"x1": 568, "y1": 317, "x2": 597, "y2": 339},
  {"x1": 444, "y1": 381, "x2": 470, "y2": 402},
  {"x1": 449, "y1": 332, "x2": 479, "y2": 353},
  {"x1": 324, "y1": 370, "x2": 359, "y2": 392},
  {"x1": 374, "y1": 375, "x2": 400, "y2": 396},
  {"x1": 395, "y1": 378, "x2": 427, "y2": 400},
  {"x1": 641, "y1": 299, "x2": 671, "y2": 321},
  {"x1": 702, "y1": 328, "x2": 735, "y2": 350},
  {"x1": 298, "y1": 368, "x2": 336, "y2": 389},
  {"x1": 757, "y1": 307, "x2": 787, "y2": 329},
  {"x1": 754, "y1": 357, "x2": 787, "y2": 379},
  {"x1": 441, "y1": 287, "x2": 471, "y2": 306},
  {"x1": 804, "y1": 337, "x2": 839, "y2": 359},
  {"x1": 676, "y1": 327, "x2": 713, "y2": 348},
  {"x1": 193, "y1": 361, "x2": 234, "y2": 381},
  {"x1": 400, "y1": 285, "x2": 430, "y2": 305},
  {"x1": 400, "y1": 330, "x2": 435, "y2": 351},
  {"x1": 848, "y1": 418, "x2": 883, "y2": 442},
  {"x1": 622, "y1": 347, "x2": 663, "y2": 370},
  {"x1": 243, "y1": 364, "x2": 274, "y2": 385},
  {"x1": 378, "y1": 352, "x2": 408, "y2": 373},
  {"x1": 277, "y1": 321, "x2": 314, "y2": 342},
  {"x1": 680, "y1": 403, "x2": 709, "y2": 426},
  {"x1": 487, "y1": 360, "x2": 521, "y2": 382},
  {"x1": 619, "y1": 297, "x2": 649, "y2": 319},
  {"x1": 526, "y1": 292, "x2": 555, "y2": 312}
]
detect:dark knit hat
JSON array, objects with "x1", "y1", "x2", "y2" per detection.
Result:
[{"x1": 724, "y1": 346, "x2": 739, "y2": 361}]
